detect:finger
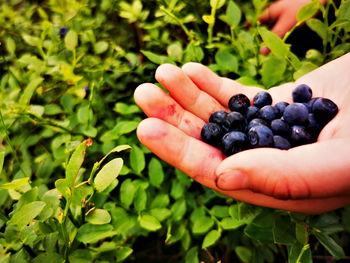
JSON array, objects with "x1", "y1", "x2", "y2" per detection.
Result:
[
  {"x1": 270, "y1": 14, "x2": 297, "y2": 38},
  {"x1": 182, "y1": 62, "x2": 262, "y2": 106},
  {"x1": 134, "y1": 83, "x2": 205, "y2": 139},
  {"x1": 259, "y1": 2, "x2": 282, "y2": 23},
  {"x1": 215, "y1": 138, "x2": 350, "y2": 199},
  {"x1": 155, "y1": 64, "x2": 225, "y2": 121},
  {"x1": 137, "y1": 118, "x2": 224, "y2": 188}
]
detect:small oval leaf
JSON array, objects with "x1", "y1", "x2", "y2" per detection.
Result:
[
  {"x1": 94, "y1": 158, "x2": 123, "y2": 192},
  {"x1": 86, "y1": 209, "x2": 111, "y2": 225}
]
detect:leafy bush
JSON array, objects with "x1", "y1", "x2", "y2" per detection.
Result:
[{"x1": 0, "y1": 0, "x2": 349, "y2": 262}]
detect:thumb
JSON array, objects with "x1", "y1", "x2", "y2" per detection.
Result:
[{"x1": 215, "y1": 138, "x2": 350, "y2": 200}]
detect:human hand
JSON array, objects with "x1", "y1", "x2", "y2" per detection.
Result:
[
  {"x1": 259, "y1": 0, "x2": 326, "y2": 54},
  {"x1": 134, "y1": 53, "x2": 350, "y2": 214}
]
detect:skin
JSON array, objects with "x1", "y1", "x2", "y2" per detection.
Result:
[
  {"x1": 259, "y1": 0, "x2": 327, "y2": 54},
  {"x1": 134, "y1": 52, "x2": 350, "y2": 214}
]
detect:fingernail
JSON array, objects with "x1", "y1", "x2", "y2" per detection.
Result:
[{"x1": 216, "y1": 170, "x2": 249, "y2": 190}]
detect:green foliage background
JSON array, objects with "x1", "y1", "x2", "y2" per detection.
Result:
[{"x1": 0, "y1": 0, "x2": 350, "y2": 262}]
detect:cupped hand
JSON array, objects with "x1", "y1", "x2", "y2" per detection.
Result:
[{"x1": 134, "y1": 53, "x2": 350, "y2": 214}]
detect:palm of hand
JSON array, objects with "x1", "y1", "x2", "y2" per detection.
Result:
[{"x1": 135, "y1": 53, "x2": 350, "y2": 214}]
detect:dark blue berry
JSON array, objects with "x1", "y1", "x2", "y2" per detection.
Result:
[
  {"x1": 248, "y1": 125, "x2": 274, "y2": 148},
  {"x1": 59, "y1": 26, "x2": 69, "y2": 38},
  {"x1": 245, "y1": 106, "x2": 259, "y2": 121},
  {"x1": 221, "y1": 131, "x2": 249, "y2": 156},
  {"x1": 201, "y1": 123, "x2": 223, "y2": 146},
  {"x1": 274, "y1": 101, "x2": 289, "y2": 117},
  {"x1": 290, "y1": 125, "x2": 314, "y2": 145},
  {"x1": 253, "y1": 91, "x2": 272, "y2": 108},
  {"x1": 292, "y1": 84, "x2": 312, "y2": 103},
  {"x1": 223, "y1": 112, "x2": 246, "y2": 131},
  {"x1": 311, "y1": 98, "x2": 338, "y2": 123},
  {"x1": 228, "y1": 94, "x2": 251, "y2": 113},
  {"x1": 283, "y1": 103, "x2": 309, "y2": 125},
  {"x1": 247, "y1": 118, "x2": 268, "y2": 131},
  {"x1": 305, "y1": 97, "x2": 318, "y2": 111},
  {"x1": 209, "y1": 110, "x2": 228, "y2": 125},
  {"x1": 306, "y1": 113, "x2": 324, "y2": 136},
  {"x1": 273, "y1": 135, "x2": 292, "y2": 150},
  {"x1": 257, "y1": 105, "x2": 277, "y2": 122},
  {"x1": 271, "y1": 119, "x2": 290, "y2": 137}
]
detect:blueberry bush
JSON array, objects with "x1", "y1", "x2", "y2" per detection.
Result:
[{"x1": 0, "y1": 0, "x2": 350, "y2": 262}]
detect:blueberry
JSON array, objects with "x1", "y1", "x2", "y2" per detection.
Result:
[
  {"x1": 201, "y1": 123, "x2": 223, "y2": 146},
  {"x1": 209, "y1": 110, "x2": 228, "y2": 125},
  {"x1": 246, "y1": 106, "x2": 259, "y2": 121},
  {"x1": 257, "y1": 105, "x2": 277, "y2": 122},
  {"x1": 290, "y1": 125, "x2": 314, "y2": 145},
  {"x1": 247, "y1": 118, "x2": 268, "y2": 131},
  {"x1": 311, "y1": 98, "x2": 338, "y2": 123},
  {"x1": 292, "y1": 84, "x2": 312, "y2": 103},
  {"x1": 223, "y1": 112, "x2": 246, "y2": 131},
  {"x1": 228, "y1": 94, "x2": 250, "y2": 113},
  {"x1": 221, "y1": 131, "x2": 249, "y2": 156},
  {"x1": 248, "y1": 125, "x2": 274, "y2": 148},
  {"x1": 305, "y1": 97, "x2": 318, "y2": 111},
  {"x1": 306, "y1": 113, "x2": 324, "y2": 136},
  {"x1": 274, "y1": 101, "x2": 289, "y2": 117},
  {"x1": 273, "y1": 135, "x2": 292, "y2": 150},
  {"x1": 271, "y1": 119, "x2": 290, "y2": 137},
  {"x1": 59, "y1": 26, "x2": 69, "y2": 38},
  {"x1": 253, "y1": 91, "x2": 272, "y2": 108},
  {"x1": 283, "y1": 103, "x2": 309, "y2": 125}
]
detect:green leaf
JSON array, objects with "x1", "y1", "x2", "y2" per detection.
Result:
[
  {"x1": 171, "y1": 199, "x2": 187, "y2": 221},
  {"x1": 293, "y1": 62, "x2": 318, "y2": 79},
  {"x1": 235, "y1": 246, "x2": 252, "y2": 263},
  {"x1": 65, "y1": 30, "x2": 78, "y2": 50},
  {"x1": 192, "y1": 216, "x2": 214, "y2": 234},
  {"x1": 273, "y1": 216, "x2": 295, "y2": 245},
  {"x1": 116, "y1": 247, "x2": 133, "y2": 262},
  {"x1": 148, "y1": 158, "x2": 164, "y2": 187},
  {"x1": 225, "y1": 1, "x2": 241, "y2": 27},
  {"x1": 94, "y1": 41, "x2": 109, "y2": 54},
  {"x1": 139, "y1": 214, "x2": 162, "y2": 231},
  {"x1": 19, "y1": 77, "x2": 44, "y2": 105},
  {"x1": 115, "y1": 121, "x2": 138, "y2": 135},
  {"x1": 86, "y1": 209, "x2": 111, "y2": 225},
  {"x1": 32, "y1": 252, "x2": 64, "y2": 263},
  {"x1": 296, "y1": 0, "x2": 320, "y2": 23},
  {"x1": 337, "y1": 0, "x2": 350, "y2": 20},
  {"x1": 76, "y1": 224, "x2": 116, "y2": 244},
  {"x1": 114, "y1": 103, "x2": 140, "y2": 115},
  {"x1": 141, "y1": 50, "x2": 174, "y2": 64},
  {"x1": 65, "y1": 141, "x2": 87, "y2": 186},
  {"x1": 210, "y1": 0, "x2": 226, "y2": 9},
  {"x1": 0, "y1": 177, "x2": 29, "y2": 190},
  {"x1": 296, "y1": 223, "x2": 309, "y2": 245},
  {"x1": 202, "y1": 229, "x2": 221, "y2": 248},
  {"x1": 5, "y1": 37, "x2": 16, "y2": 56},
  {"x1": 120, "y1": 179, "x2": 137, "y2": 208},
  {"x1": 167, "y1": 43, "x2": 183, "y2": 61},
  {"x1": 261, "y1": 56, "x2": 287, "y2": 88},
  {"x1": 130, "y1": 145, "x2": 145, "y2": 174},
  {"x1": 134, "y1": 187, "x2": 147, "y2": 212},
  {"x1": 0, "y1": 149, "x2": 4, "y2": 176},
  {"x1": 94, "y1": 158, "x2": 123, "y2": 192},
  {"x1": 313, "y1": 231, "x2": 345, "y2": 259},
  {"x1": 258, "y1": 27, "x2": 289, "y2": 58},
  {"x1": 306, "y1": 18, "x2": 327, "y2": 40},
  {"x1": 55, "y1": 178, "x2": 71, "y2": 199},
  {"x1": 215, "y1": 50, "x2": 238, "y2": 72},
  {"x1": 7, "y1": 201, "x2": 46, "y2": 229},
  {"x1": 288, "y1": 243, "x2": 312, "y2": 263},
  {"x1": 184, "y1": 44, "x2": 204, "y2": 62},
  {"x1": 22, "y1": 35, "x2": 41, "y2": 47},
  {"x1": 185, "y1": 247, "x2": 199, "y2": 263},
  {"x1": 220, "y1": 217, "x2": 246, "y2": 230},
  {"x1": 149, "y1": 208, "x2": 171, "y2": 222}
]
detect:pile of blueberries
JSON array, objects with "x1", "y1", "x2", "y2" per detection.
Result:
[{"x1": 201, "y1": 84, "x2": 339, "y2": 156}]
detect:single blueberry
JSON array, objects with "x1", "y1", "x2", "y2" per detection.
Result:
[
  {"x1": 274, "y1": 101, "x2": 289, "y2": 117},
  {"x1": 305, "y1": 97, "x2": 318, "y2": 111},
  {"x1": 292, "y1": 84, "x2": 312, "y2": 103},
  {"x1": 273, "y1": 135, "x2": 292, "y2": 150},
  {"x1": 271, "y1": 119, "x2": 290, "y2": 137},
  {"x1": 246, "y1": 106, "x2": 259, "y2": 121},
  {"x1": 201, "y1": 123, "x2": 223, "y2": 146},
  {"x1": 223, "y1": 111, "x2": 246, "y2": 131},
  {"x1": 59, "y1": 26, "x2": 69, "y2": 38},
  {"x1": 221, "y1": 131, "x2": 249, "y2": 156},
  {"x1": 253, "y1": 91, "x2": 272, "y2": 108},
  {"x1": 311, "y1": 98, "x2": 339, "y2": 123},
  {"x1": 257, "y1": 105, "x2": 277, "y2": 122},
  {"x1": 283, "y1": 103, "x2": 309, "y2": 125},
  {"x1": 248, "y1": 125, "x2": 274, "y2": 148},
  {"x1": 228, "y1": 94, "x2": 251, "y2": 113},
  {"x1": 290, "y1": 125, "x2": 314, "y2": 146},
  {"x1": 306, "y1": 113, "x2": 324, "y2": 136},
  {"x1": 247, "y1": 118, "x2": 268, "y2": 131},
  {"x1": 209, "y1": 110, "x2": 228, "y2": 125}
]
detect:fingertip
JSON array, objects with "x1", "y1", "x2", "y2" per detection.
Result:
[
  {"x1": 155, "y1": 63, "x2": 180, "y2": 82},
  {"x1": 136, "y1": 118, "x2": 169, "y2": 144},
  {"x1": 134, "y1": 83, "x2": 154, "y2": 104}
]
